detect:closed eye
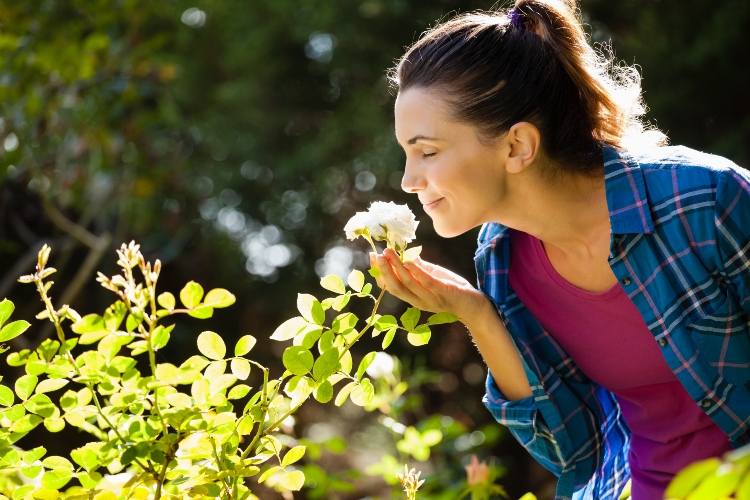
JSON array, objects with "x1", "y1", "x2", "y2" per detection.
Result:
[{"x1": 422, "y1": 152, "x2": 436, "y2": 158}]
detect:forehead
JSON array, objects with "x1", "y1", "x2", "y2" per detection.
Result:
[{"x1": 394, "y1": 88, "x2": 452, "y2": 136}]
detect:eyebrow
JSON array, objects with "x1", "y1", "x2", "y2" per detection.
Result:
[{"x1": 407, "y1": 135, "x2": 442, "y2": 145}]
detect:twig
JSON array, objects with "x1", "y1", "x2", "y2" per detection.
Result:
[{"x1": 33, "y1": 232, "x2": 112, "y2": 346}]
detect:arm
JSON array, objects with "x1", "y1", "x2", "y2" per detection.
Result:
[
  {"x1": 374, "y1": 249, "x2": 624, "y2": 486},
  {"x1": 373, "y1": 248, "x2": 532, "y2": 400}
]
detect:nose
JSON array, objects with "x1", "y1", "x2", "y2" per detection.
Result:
[{"x1": 401, "y1": 160, "x2": 427, "y2": 193}]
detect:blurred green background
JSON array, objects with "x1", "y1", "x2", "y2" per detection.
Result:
[{"x1": 1, "y1": 0, "x2": 748, "y2": 498}]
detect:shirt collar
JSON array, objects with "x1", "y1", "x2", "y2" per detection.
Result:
[{"x1": 602, "y1": 145, "x2": 655, "y2": 235}]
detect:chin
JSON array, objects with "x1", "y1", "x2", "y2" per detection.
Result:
[{"x1": 432, "y1": 220, "x2": 470, "y2": 238}]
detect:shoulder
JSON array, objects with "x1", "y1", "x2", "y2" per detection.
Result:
[{"x1": 627, "y1": 145, "x2": 748, "y2": 200}]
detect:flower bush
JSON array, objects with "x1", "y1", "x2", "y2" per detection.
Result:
[{"x1": 0, "y1": 203, "x2": 468, "y2": 500}]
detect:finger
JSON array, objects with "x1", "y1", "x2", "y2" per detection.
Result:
[
  {"x1": 376, "y1": 254, "x2": 421, "y2": 303},
  {"x1": 369, "y1": 252, "x2": 385, "y2": 289},
  {"x1": 382, "y1": 249, "x2": 439, "y2": 303}
]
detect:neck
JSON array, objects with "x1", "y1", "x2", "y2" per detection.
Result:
[{"x1": 492, "y1": 163, "x2": 611, "y2": 257}]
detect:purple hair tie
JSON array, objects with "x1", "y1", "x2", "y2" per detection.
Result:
[{"x1": 508, "y1": 9, "x2": 525, "y2": 30}]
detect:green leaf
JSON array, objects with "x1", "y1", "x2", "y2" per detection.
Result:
[
  {"x1": 204, "y1": 288, "x2": 236, "y2": 308},
  {"x1": 188, "y1": 305, "x2": 213, "y2": 319},
  {"x1": 282, "y1": 346, "x2": 314, "y2": 376},
  {"x1": 197, "y1": 331, "x2": 226, "y2": 360},
  {"x1": 228, "y1": 384, "x2": 251, "y2": 400},
  {"x1": 335, "y1": 381, "x2": 356, "y2": 407},
  {"x1": 34, "y1": 378, "x2": 68, "y2": 395},
  {"x1": 0, "y1": 299, "x2": 14, "y2": 328},
  {"x1": 71, "y1": 445, "x2": 100, "y2": 472},
  {"x1": 157, "y1": 292, "x2": 175, "y2": 311},
  {"x1": 151, "y1": 325, "x2": 171, "y2": 351},
  {"x1": 271, "y1": 317, "x2": 308, "y2": 341},
  {"x1": 44, "y1": 416, "x2": 65, "y2": 432},
  {"x1": 356, "y1": 352, "x2": 377, "y2": 381},
  {"x1": 689, "y1": 465, "x2": 742, "y2": 499},
  {"x1": 320, "y1": 275, "x2": 346, "y2": 294},
  {"x1": 422, "y1": 429, "x2": 443, "y2": 447},
  {"x1": 350, "y1": 379, "x2": 374, "y2": 406},
  {"x1": 297, "y1": 294, "x2": 325, "y2": 325},
  {"x1": 15, "y1": 374, "x2": 38, "y2": 400},
  {"x1": 331, "y1": 293, "x2": 350, "y2": 311},
  {"x1": 0, "y1": 385, "x2": 14, "y2": 406},
  {"x1": 0, "y1": 320, "x2": 30, "y2": 342},
  {"x1": 10, "y1": 413, "x2": 43, "y2": 433},
  {"x1": 281, "y1": 445, "x2": 306, "y2": 468},
  {"x1": 12, "y1": 484, "x2": 35, "y2": 500},
  {"x1": 361, "y1": 283, "x2": 373, "y2": 295},
  {"x1": 296, "y1": 327, "x2": 323, "y2": 350},
  {"x1": 665, "y1": 458, "x2": 721, "y2": 499},
  {"x1": 35, "y1": 487, "x2": 62, "y2": 500},
  {"x1": 374, "y1": 315, "x2": 397, "y2": 332},
  {"x1": 427, "y1": 312, "x2": 459, "y2": 325},
  {"x1": 347, "y1": 270, "x2": 365, "y2": 293},
  {"x1": 22, "y1": 447, "x2": 46, "y2": 464},
  {"x1": 313, "y1": 348, "x2": 340, "y2": 381},
  {"x1": 235, "y1": 335, "x2": 257, "y2": 356},
  {"x1": 332, "y1": 313, "x2": 358, "y2": 334},
  {"x1": 21, "y1": 465, "x2": 41, "y2": 479},
  {"x1": 258, "y1": 466, "x2": 281, "y2": 484},
  {"x1": 400, "y1": 308, "x2": 420, "y2": 331},
  {"x1": 402, "y1": 245, "x2": 422, "y2": 262},
  {"x1": 180, "y1": 281, "x2": 204, "y2": 309},
  {"x1": 382, "y1": 327, "x2": 397, "y2": 349},
  {"x1": 24, "y1": 394, "x2": 56, "y2": 417},
  {"x1": 41, "y1": 469, "x2": 72, "y2": 489},
  {"x1": 314, "y1": 380, "x2": 333, "y2": 403},
  {"x1": 231, "y1": 359, "x2": 251, "y2": 380},
  {"x1": 279, "y1": 470, "x2": 305, "y2": 491},
  {"x1": 368, "y1": 266, "x2": 381, "y2": 278},
  {"x1": 407, "y1": 325, "x2": 431, "y2": 346},
  {"x1": 78, "y1": 472, "x2": 102, "y2": 490}
]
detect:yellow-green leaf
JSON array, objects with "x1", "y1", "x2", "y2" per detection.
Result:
[
  {"x1": 320, "y1": 275, "x2": 346, "y2": 294},
  {"x1": 231, "y1": 359, "x2": 251, "y2": 380},
  {"x1": 204, "y1": 288, "x2": 236, "y2": 308},
  {"x1": 271, "y1": 317, "x2": 308, "y2": 341},
  {"x1": 347, "y1": 270, "x2": 365, "y2": 293},
  {"x1": 234, "y1": 335, "x2": 256, "y2": 356},
  {"x1": 281, "y1": 445, "x2": 306, "y2": 468},
  {"x1": 197, "y1": 331, "x2": 226, "y2": 360},
  {"x1": 279, "y1": 470, "x2": 305, "y2": 491},
  {"x1": 157, "y1": 292, "x2": 175, "y2": 311},
  {"x1": 180, "y1": 281, "x2": 204, "y2": 309}
]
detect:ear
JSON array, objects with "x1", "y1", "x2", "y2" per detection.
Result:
[{"x1": 504, "y1": 122, "x2": 541, "y2": 174}]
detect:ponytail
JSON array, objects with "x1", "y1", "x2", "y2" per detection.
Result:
[{"x1": 391, "y1": 0, "x2": 666, "y2": 175}]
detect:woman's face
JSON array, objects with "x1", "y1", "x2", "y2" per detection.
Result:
[{"x1": 394, "y1": 87, "x2": 509, "y2": 238}]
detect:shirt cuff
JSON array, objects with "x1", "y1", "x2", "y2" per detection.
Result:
[{"x1": 482, "y1": 370, "x2": 538, "y2": 428}]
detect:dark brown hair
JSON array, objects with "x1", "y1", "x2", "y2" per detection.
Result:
[{"x1": 390, "y1": 0, "x2": 666, "y2": 174}]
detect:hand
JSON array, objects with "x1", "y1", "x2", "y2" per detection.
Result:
[{"x1": 369, "y1": 248, "x2": 490, "y2": 323}]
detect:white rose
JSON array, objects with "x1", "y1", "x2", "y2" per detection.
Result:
[{"x1": 344, "y1": 201, "x2": 418, "y2": 250}]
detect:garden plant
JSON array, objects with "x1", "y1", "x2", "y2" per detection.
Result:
[{"x1": 0, "y1": 203, "x2": 466, "y2": 500}]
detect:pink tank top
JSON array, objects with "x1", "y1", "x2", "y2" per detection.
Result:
[{"x1": 508, "y1": 229, "x2": 731, "y2": 500}]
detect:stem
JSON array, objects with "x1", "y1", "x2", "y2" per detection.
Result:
[
  {"x1": 209, "y1": 438, "x2": 233, "y2": 498},
  {"x1": 264, "y1": 287, "x2": 388, "y2": 438},
  {"x1": 338, "y1": 287, "x2": 386, "y2": 361}
]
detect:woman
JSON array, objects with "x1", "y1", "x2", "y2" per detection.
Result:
[{"x1": 370, "y1": 1, "x2": 750, "y2": 499}]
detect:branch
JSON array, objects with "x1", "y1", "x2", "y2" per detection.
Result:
[
  {"x1": 33, "y1": 232, "x2": 112, "y2": 346},
  {"x1": 41, "y1": 197, "x2": 101, "y2": 250}
]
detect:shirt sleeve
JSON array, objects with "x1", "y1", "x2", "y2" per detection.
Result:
[
  {"x1": 483, "y1": 371, "x2": 565, "y2": 478},
  {"x1": 715, "y1": 167, "x2": 750, "y2": 315}
]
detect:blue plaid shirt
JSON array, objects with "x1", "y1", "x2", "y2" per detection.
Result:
[{"x1": 475, "y1": 145, "x2": 750, "y2": 500}]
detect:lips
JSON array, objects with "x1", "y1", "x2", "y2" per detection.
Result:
[{"x1": 422, "y1": 197, "x2": 444, "y2": 212}]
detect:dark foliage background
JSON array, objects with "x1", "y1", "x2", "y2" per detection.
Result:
[{"x1": 1, "y1": 0, "x2": 747, "y2": 498}]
